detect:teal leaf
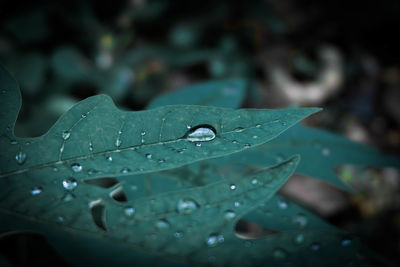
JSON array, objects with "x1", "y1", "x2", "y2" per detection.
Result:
[{"x1": 147, "y1": 78, "x2": 246, "y2": 109}]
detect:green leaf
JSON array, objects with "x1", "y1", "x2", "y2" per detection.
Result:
[{"x1": 147, "y1": 79, "x2": 246, "y2": 109}]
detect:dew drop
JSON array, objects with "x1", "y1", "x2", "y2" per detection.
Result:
[
  {"x1": 146, "y1": 153, "x2": 152, "y2": 159},
  {"x1": 273, "y1": 248, "x2": 287, "y2": 259},
  {"x1": 293, "y1": 213, "x2": 308, "y2": 227},
  {"x1": 10, "y1": 140, "x2": 18, "y2": 145},
  {"x1": 15, "y1": 151, "x2": 27, "y2": 165},
  {"x1": 121, "y1": 167, "x2": 131, "y2": 174},
  {"x1": 81, "y1": 114, "x2": 87, "y2": 118},
  {"x1": 57, "y1": 216, "x2": 64, "y2": 223},
  {"x1": 277, "y1": 199, "x2": 288, "y2": 209},
  {"x1": 124, "y1": 206, "x2": 135, "y2": 217},
  {"x1": 62, "y1": 131, "x2": 70, "y2": 140},
  {"x1": 232, "y1": 140, "x2": 238, "y2": 144},
  {"x1": 234, "y1": 201, "x2": 241, "y2": 207},
  {"x1": 230, "y1": 184, "x2": 236, "y2": 190},
  {"x1": 251, "y1": 179, "x2": 258, "y2": 185},
  {"x1": 62, "y1": 192, "x2": 75, "y2": 202},
  {"x1": 310, "y1": 242, "x2": 321, "y2": 251},
  {"x1": 115, "y1": 139, "x2": 122, "y2": 147},
  {"x1": 30, "y1": 186, "x2": 42, "y2": 195},
  {"x1": 195, "y1": 143, "x2": 202, "y2": 147},
  {"x1": 158, "y1": 159, "x2": 165, "y2": 163},
  {"x1": 177, "y1": 198, "x2": 199, "y2": 214},
  {"x1": 256, "y1": 124, "x2": 261, "y2": 128},
  {"x1": 252, "y1": 135, "x2": 258, "y2": 139},
  {"x1": 174, "y1": 232, "x2": 183, "y2": 239},
  {"x1": 341, "y1": 239, "x2": 352, "y2": 247},
  {"x1": 186, "y1": 126, "x2": 216, "y2": 142},
  {"x1": 186, "y1": 125, "x2": 191, "y2": 129},
  {"x1": 106, "y1": 156, "x2": 113, "y2": 162},
  {"x1": 155, "y1": 219, "x2": 170, "y2": 230},
  {"x1": 71, "y1": 163, "x2": 82, "y2": 172},
  {"x1": 281, "y1": 122, "x2": 287, "y2": 126},
  {"x1": 217, "y1": 235, "x2": 224, "y2": 243},
  {"x1": 206, "y1": 234, "x2": 218, "y2": 247},
  {"x1": 62, "y1": 178, "x2": 78, "y2": 191},
  {"x1": 141, "y1": 131, "x2": 146, "y2": 136},
  {"x1": 224, "y1": 210, "x2": 236, "y2": 220},
  {"x1": 294, "y1": 234, "x2": 305, "y2": 245},
  {"x1": 234, "y1": 127, "x2": 244, "y2": 132},
  {"x1": 322, "y1": 148, "x2": 331, "y2": 156},
  {"x1": 244, "y1": 143, "x2": 251, "y2": 148}
]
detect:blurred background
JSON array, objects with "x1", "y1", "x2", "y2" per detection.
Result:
[{"x1": 0, "y1": 0, "x2": 400, "y2": 265}]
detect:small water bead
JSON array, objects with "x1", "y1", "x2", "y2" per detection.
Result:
[
  {"x1": 256, "y1": 124, "x2": 261, "y2": 128},
  {"x1": 252, "y1": 135, "x2": 258, "y2": 139},
  {"x1": 341, "y1": 239, "x2": 352, "y2": 247},
  {"x1": 234, "y1": 127, "x2": 244, "y2": 133},
  {"x1": 206, "y1": 235, "x2": 218, "y2": 247},
  {"x1": 106, "y1": 156, "x2": 113, "y2": 162},
  {"x1": 174, "y1": 232, "x2": 183, "y2": 239},
  {"x1": 217, "y1": 235, "x2": 224, "y2": 243},
  {"x1": 230, "y1": 184, "x2": 236, "y2": 190},
  {"x1": 293, "y1": 213, "x2": 308, "y2": 227},
  {"x1": 57, "y1": 216, "x2": 64, "y2": 223},
  {"x1": 186, "y1": 125, "x2": 191, "y2": 129},
  {"x1": 195, "y1": 143, "x2": 202, "y2": 147},
  {"x1": 224, "y1": 210, "x2": 236, "y2": 220},
  {"x1": 244, "y1": 143, "x2": 251, "y2": 148},
  {"x1": 15, "y1": 151, "x2": 27, "y2": 165},
  {"x1": 124, "y1": 206, "x2": 135, "y2": 217},
  {"x1": 62, "y1": 131, "x2": 70, "y2": 140},
  {"x1": 294, "y1": 234, "x2": 305, "y2": 244},
  {"x1": 146, "y1": 153, "x2": 152, "y2": 159},
  {"x1": 310, "y1": 242, "x2": 321, "y2": 251},
  {"x1": 121, "y1": 167, "x2": 131, "y2": 174},
  {"x1": 277, "y1": 199, "x2": 288, "y2": 209},
  {"x1": 71, "y1": 163, "x2": 82, "y2": 172},
  {"x1": 53, "y1": 167, "x2": 58, "y2": 172},
  {"x1": 322, "y1": 148, "x2": 331, "y2": 156},
  {"x1": 62, "y1": 178, "x2": 78, "y2": 191},
  {"x1": 177, "y1": 198, "x2": 199, "y2": 214},
  {"x1": 232, "y1": 140, "x2": 238, "y2": 144},
  {"x1": 158, "y1": 159, "x2": 165, "y2": 163},
  {"x1": 186, "y1": 126, "x2": 216, "y2": 142},
  {"x1": 155, "y1": 219, "x2": 170, "y2": 230},
  {"x1": 251, "y1": 179, "x2": 258, "y2": 185},
  {"x1": 81, "y1": 114, "x2": 87, "y2": 118},
  {"x1": 30, "y1": 186, "x2": 42, "y2": 195},
  {"x1": 62, "y1": 193, "x2": 75, "y2": 202},
  {"x1": 87, "y1": 169, "x2": 99, "y2": 175},
  {"x1": 115, "y1": 139, "x2": 122, "y2": 147},
  {"x1": 10, "y1": 140, "x2": 18, "y2": 145},
  {"x1": 234, "y1": 201, "x2": 241, "y2": 207},
  {"x1": 273, "y1": 248, "x2": 287, "y2": 259},
  {"x1": 281, "y1": 122, "x2": 287, "y2": 126},
  {"x1": 141, "y1": 131, "x2": 146, "y2": 136}
]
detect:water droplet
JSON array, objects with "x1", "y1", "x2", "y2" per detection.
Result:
[
  {"x1": 294, "y1": 234, "x2": 304, "y2": 244},
  {"x1": 177, "y1": 148, "x2": 186, "y2": 154},
  {"x1": 186, "y1": 125, "x2": 191, "y2": 129},
  {"x1": 232, "y1": 140, "x2": 238, "y2": 144},
  {"x1": 234, "y1": 201, "x2": 241, "y2": 207},
  {"x1": 186, "y1": 126, "x2": 216, "y2": 142},
  {"x1": 234, "y1": 127, "x2": 244, "y2": 132},
  {"x1": 244, "y1": 143, "x2": 251, "y2": 148},
  {"x1": 62, "y1": 131, "x2": 70, "y2": 140},
  {"x1": 71, "y1": 163, "x2": 82, "y2": 172},
  {"x1": 217, "y1": 234, "x2": 224, "y2": 243},
  {"x1": 121, "y1": 167, "x2": 131, "y2": 173},
  {"x1": 30, "y1": 186, "x2": 42, "y2": 195},
  {"x1": 273, "y1": 248, "x2": 287, "y2": 259},
  {"x1": 57, "y1": 216, "x2": 64, "y2": 223},
  {"x1": 252, "y1": 135, "x2": 258, "y2": 139},
  {"x1": 15, "y1": 151, "x2": 27, "y2": 165},
  {"x1": 256, "y1": 124, "x2": 261, "y2": 128},
  {"x1": 293, "y1": 213, "x2": 308, "y2": 227},
  {"x1": 124, "y1": 206, "x2": 135, "y2": 217},
  {"x1": 146, "y1": 153, "x2": 152, "y2": 159},
  {"x1": 62, "y1": 192, "x2": 75, "y2": 202},
  {"x1": 224, "y1": 210, "x2": 236, "y2": 220},
  {"x1": 251, "y1": 179, "x2": 258, "y2": 185},
  {"x1": 87, "y1": 169, "x2": 98, "y2": 175},
  {"x1": 115, "y1": 139, "x2": 122, "y2": 147},
  {"x1": 322, "y1": 148, "x2": 330, "y2": 156},
  {"x1": 158, "y1": 159, "x2": 165, "y2": 163},
  {"x1": 177, "y1": 198, "x2": 199, "y2": 214},
  {"x1": 10, "y1": 140, "x2": 18, "y2": 145},
  {"x1": 230, "y1": 184, "x2": 236, "y2": 190},
  {"x1": 53, "y1": 167, "x2": 58, "y2": 172},
  {"x1": 341, "y1": 239, "x2": 352, "y2": 247},
  {"x1": 106, "y1": 156, "x2": 113, "y2": 162},
  {"x1": 155, "y1": 219, "x2": 170, "y2": 230},
  {"x1": 206, "y1": 234, "x2": 219, "y2": 247},
  {"x1": 174, "y1": 232, "x2": 183, "y2": 239},
  {"x1": 244, "y1": 241, "x2": 252, "y2": 247},
  {"x1": 195, "y1": 143, "x2": 202, "y2": 147},
  {"x1": 310, "y1": 242, "x2": 321, "y2": 251},
  {"x1": 281, "y1": 122, "x2": 287, "y2": 126},
  {"x1": 141, "y1": 131, "x2": 146, "y2": 136},
  {"x1": 62, "y1": 178, "x2": 78, "y2": 191},
  {"x1": 277, "y1": 199, "x2": 288, "y2": 209}
]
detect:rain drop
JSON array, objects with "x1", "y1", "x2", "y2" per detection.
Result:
[
  {"x1": 251, "y1": 179, "x2": 258, "y2": 185},
  {"x1": 234, "y1": 127, "x2": 244, "y2": 132},
  {"x1": 30, "y1": 186, "x2": 42, "y2": 195},
  {"x1": 322, "y1": 148, "x2": 330, "y2": 156},
  {"x1": 177, "y1": 198, "x2": 199, "y2": 214},
  {"x1": 234, "y1": 201, "x2": 241, "y2": 207},
  {"x1": 106, "y1": 156, "x2": 113, "y2": 162},
  {"x1": 206, "y1": 234, "x2": 218, "y2": 247},
  {"x1": 10, "y1": 140, "x2": 18, "y2": 145},
  {"x1": 273, "y1": 248, "x2": 287, "y2": 259},
  {"x1": 256, "y1": 124, "x2": 261, "y2": 128},
  {"x1": 186, "y1": 125, "x2": 216, "y2": 142},
  {"x1": 81, "y1": 114, "x2": 87, "y2": 118},
  {"x1": 195, "y1": 143, "x2": 202, "y2": 147},
  {"x1": 62, "y1": 178, "x2": 78, "y2": 191},
  {"x1": 141, "y1": 131, "x2": 146, "y2": 136},
  {"x1": 217, "y1": 235, "x2": 224, "y2": 243},
  {"x1": 71, "y1": 163, "x2": 82, "y2": 172},
  {"x1": 174, "y1": 232, "x2": 183, "y2": 239},
  {"x1": 244, "y1": 143, "x2": 251, "y2": 148},
  {"x1": 62, "y1": 131, "x2": 70, "y2": 140},
  {"x1": 230, "y1": 184, "x2": 236, "y2": 190},
  {"x1": 277, "y1": 199, "x2": 288, "y2": 209},
  {"x1": 146, "y1": 153, "x2": 152, "y2": 159},
  {"x1": 155, "y1": 219, "x2": 170, "y2": 230},
  {"x1": 121, "y1": 167, "x2": 131, "y2": 174},
  {"x1": 15, "y1": 151, "x2": 27, "y2": 165},
  {"x1": 232, "y1": 140, "x2": 238, "y2": 144},
  {"x1": 224, "y1": 210, "x2": 236, "y2": 220},
  {"x1": 294, "y1": 234, "x2": 305, "y2": 244},
  {"x1": 124, "y1": 206, "x2": 135, "y2": 217},
  {"x1": 115, "y1": 139, "x2": 122, "y2": 147},
  {"x1": 158, "y1": 159, "x2": 165, "y2": 163},
  {"x1": 293, "y1": 213, "x2": 308, "y2": 227},
  {"x1": 57, "y1": 216, "x2": 64, "y2": 223}
]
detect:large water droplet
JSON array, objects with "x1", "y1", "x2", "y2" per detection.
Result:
[
  {"x1": 15, "y1": 151, "x2": 27, "y2": 165},
  {"x1": 124, "y1": 206, "x2": 135, "y2": 217},
  {"x1": 186, "y1": 125, "x2": 216, "y2": 142},
  {"x1": 155, "y1": 219, "x2": 170, "y2": 230},
  {"x1": 30, "y1": 186, "x2": 42, "y2": 195},
  {"x1": 224, "y1": 210, "x2": 236, "y2": 220},
  {"x1": 71, "y1": 163, "x2": 82, "y2": 172},
  {"x1": 177, "y1": 198, "x2": 199, "y2": 214},
  {"x1": 293, "y1": 213, "x2": 308, "y2": 227},
  {"x1": 62, "y1": 131, "x2": 70, "y2": 140},
  {"x1": 273, "y1": 248, "x2": 287, "y2": 259},
  {"x1": 62, "y1": 178, "x2": 78, "y2": 191}
]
